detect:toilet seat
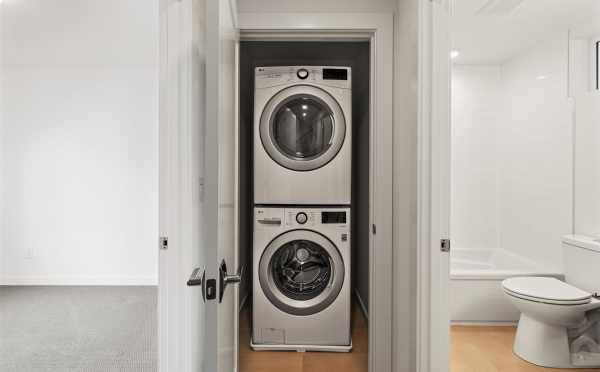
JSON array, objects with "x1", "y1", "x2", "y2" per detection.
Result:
[{"x1": 502, "y1": 277, "x2": 592, "y2": 305}]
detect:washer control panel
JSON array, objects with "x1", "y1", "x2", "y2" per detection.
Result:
[
  {"x1": 255, "y1": 207, "x2": 349, "y2": 228},
  {"x1": 282, "y1": 208, "x2": 349, "y2": 227}
]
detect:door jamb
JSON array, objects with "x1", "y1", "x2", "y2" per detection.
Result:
[
  {"x1": 237, "y1": 12, "x2": 394, "y2": 372},
  {"x1": 416, "y1": 1, "x2": 452, "y2": 372}
]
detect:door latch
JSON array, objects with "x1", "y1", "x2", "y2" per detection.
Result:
[
  {"x1": 187, "y1": 268, "x2": 215, "y2": 302},
  {"x1": 441, "y1": 239, "x2": 451, "y2": 253},
  {"x1": 159, "y1": 236, "x2": 168, "y2": 250},
  {"x1": 188, "y1": 262, "x2": 241, "y2": 303}
]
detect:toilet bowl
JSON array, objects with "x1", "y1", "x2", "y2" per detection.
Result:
[
  {"x1": 503, "y1": 277, "x2": 600, "y2": 368},
  {"x1": 502, "y1": 235, "x2": 600, "y2": 369}
]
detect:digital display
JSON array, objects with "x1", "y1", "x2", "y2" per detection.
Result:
[
  {"x1": 323, "y1": 68, "x2": 348, "y2": 81},
  {"x1": 322, "y1": 211, "x2": 347, "y2": 224}
]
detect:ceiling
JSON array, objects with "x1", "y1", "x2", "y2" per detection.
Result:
[{"x1": 451, "y1": 0, "x2": 600, "y2": 64}]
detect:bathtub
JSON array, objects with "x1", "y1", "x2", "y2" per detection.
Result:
[{"x1": 450, "y1": 248, "x2": 563, "y2": 324}]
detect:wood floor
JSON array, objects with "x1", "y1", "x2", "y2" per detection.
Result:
[
  {"x1": 451, "y1": 326, "x2": 600, "y2": 372},
  {"x1": 238, "y1": 302, "x2": 368, "y2": 372},
  {"x1": 240, "y1": 317, "x2": 600, "y2": 372}
]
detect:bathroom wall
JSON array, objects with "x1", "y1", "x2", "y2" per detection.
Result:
[
  {"x1": 451, "y1": 65, "x2": 502, "y2": 250},
  {"x1": 0, "y1": 0, "x2": 159, "y2": 284},
  {"x1": 571, "y1": 34, "x2": 600, "y2": 237},
  {"x1": 497, "y1": 34, "x2": 573, "y2": 271},
  {"x1": 452, "y1": 33, "x2": 573, "y2": 271}
]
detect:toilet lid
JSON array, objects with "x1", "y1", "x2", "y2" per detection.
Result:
[{"x1": 502, "y1": 277, "x2": 592, "y2": 305}]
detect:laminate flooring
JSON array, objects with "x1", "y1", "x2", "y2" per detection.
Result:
[
  {"x1": 238, "y1": 301, "x2": 368, "y2": 372},
  {"x1": 451, "y1": 325, "x2": 600, "y2": 372}
]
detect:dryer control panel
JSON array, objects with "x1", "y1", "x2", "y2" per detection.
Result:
[{"x1": 255, "y1": 66, "x2": 352, "y2": 90}]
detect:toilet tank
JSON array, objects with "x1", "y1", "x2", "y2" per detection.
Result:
[{"x1": 562, "y1": 235, "x2": 600, "y2": 296}]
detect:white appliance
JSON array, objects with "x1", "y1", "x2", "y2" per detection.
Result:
[
  {"x1": 252, "y1": 206, "x2": 352, "y2": 352},
  {"x1": 502, "y1": 235, "x2": 600, "y2": 368},
  {"x1": 253, "y1": 66, "x2": 352, "y2": 205}
]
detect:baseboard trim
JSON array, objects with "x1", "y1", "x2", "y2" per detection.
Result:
[
  {"x1": 354, "y1": 288, "x2": 369, "y2": 322},
  {"x1": 239, "y1": 293, "x2": 249, "y2": 312},
  {"x1": 451, "y1": 321, "x2": 518, "y2": 327},
  {"x1": 0, "y1": 276, "x2": 158, "y2": 286}
]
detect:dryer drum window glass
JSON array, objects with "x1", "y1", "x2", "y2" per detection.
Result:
[
  {"x1": 260, "y1": 85, "x2": 346, "y2": 172},
  {"x1": 271, "y1": 95, "x2": 335, "y2": 161}
]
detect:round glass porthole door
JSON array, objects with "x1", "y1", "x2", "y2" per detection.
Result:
[
  {"x1": 260, "y1": 85, "x2": 346, "y2": 171},
  {"x1": 259, "y1": 230, "x2": 345, "y2": 316}
]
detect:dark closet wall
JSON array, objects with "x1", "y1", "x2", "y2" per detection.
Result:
[{"x1": 239, "y1": 41, "x2": 371, "y2": 314}]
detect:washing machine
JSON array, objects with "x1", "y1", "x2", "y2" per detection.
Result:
[
  {"x1": 253, "y1": 66, "x2": 352, "y2": 205},
  {"x1": 252, "y1": 206, "x2": 351, "y2": 352}
]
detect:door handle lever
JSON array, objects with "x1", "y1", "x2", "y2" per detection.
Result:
[
  {"x1": 187, "y1": 267, "x2": 204, "y2": 286},
  {"x1": 219, "y1": 260, "x2": 244, "y2": 303}
]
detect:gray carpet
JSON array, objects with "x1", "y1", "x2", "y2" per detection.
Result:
[{"x1": 0, "y1": 286, "x2": 157, "y2": 372}]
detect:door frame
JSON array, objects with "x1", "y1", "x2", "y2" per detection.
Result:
[
  {"x1": 237, "y1": 12, "x2": 394, "y2": 372},
  {"x1": 415, "y1": 0, "x2": 452, "y2": 372}
]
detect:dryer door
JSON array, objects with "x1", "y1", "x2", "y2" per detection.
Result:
[
  {"x1": 259, "y1": 229, "x2": 345, "y2": 316},
  {"x1": 259, "y1": 85, "x2": 346, "y2": 171}
]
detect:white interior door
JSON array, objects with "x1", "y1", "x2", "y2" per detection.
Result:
[
  {"x1": 204, "y1": 0, "x2": 240, "y2": 371},
  {"x1": 159, "y1": 0, "x2": 239, "y2": 371},
  {"x1": 429, "y1": 0, "x2": 451, "y2": 371}
]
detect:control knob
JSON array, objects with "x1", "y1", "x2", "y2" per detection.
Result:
[{"x1": 296, "y1": 212, "x2": 308, "y2": 224}]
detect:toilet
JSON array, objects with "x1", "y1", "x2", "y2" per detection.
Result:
[{"x1": 502, "y1": 235, "x2": 600, "y2": 368}]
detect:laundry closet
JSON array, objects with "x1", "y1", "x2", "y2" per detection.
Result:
[{"x1": 237, "y1": 41, "x2": 371, "y2": 370}]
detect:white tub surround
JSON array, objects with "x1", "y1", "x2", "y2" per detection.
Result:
[{"x1": 450, "y1": 248, "x2": 562, "y2": 324}]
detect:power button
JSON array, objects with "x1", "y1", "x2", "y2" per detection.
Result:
[{"x1": 296, "y1": 212, "x2": 308, "y2": 224}]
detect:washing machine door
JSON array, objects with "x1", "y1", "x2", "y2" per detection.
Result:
[
  {"x1": 259, "y1": 85, "x2": 346, "y2": 171},
  {"x1": 259, "y1": 229, "x2": 345, "y2": 316}
]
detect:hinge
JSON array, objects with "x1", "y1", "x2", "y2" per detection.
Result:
[
  {"x1": 159, "y1": 236, "x2": 168, "y2": 250},
  {"x1": 372, "y1": 224, "x2": 377, "y2": 235},
  {"x1": 440, "y1": 239, "x2": 451, "y2": 253}
]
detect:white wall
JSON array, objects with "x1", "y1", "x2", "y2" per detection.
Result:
[
  {"x1": 497, "y1": 35, "x2": 573, "y2": 271},
  {"x1": 452, "y1": 34, "x2": 573, "y2": 271},
  {"x1": 571, "y1": 34, "x2": 600, "y2": 237},
  {"x1": 451, "y1": 66, "x2": 502, "y2": 250},
  {"x1": 0, "y1": 0, "x2": 159, "y2": 285}
]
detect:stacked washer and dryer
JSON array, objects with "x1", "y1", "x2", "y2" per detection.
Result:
[{"x1": 252, "y1": 66, "x2": 353, "y2": 352}]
